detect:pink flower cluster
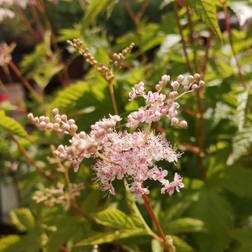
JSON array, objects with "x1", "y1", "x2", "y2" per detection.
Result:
[
  {"x1": 127, "y1": 73, "x2": 204, "y2": 128},
  {"x1": 94, "y1": 131, "x2": 183, "y2": 195},
  {"x1": 28, "y1": 109, "x2": 184, "y2": 196}
]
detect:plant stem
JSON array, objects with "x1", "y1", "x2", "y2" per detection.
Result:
[
  {"x1": 142, "y1": 194, "x2": 174, "y2": 252},
  {"x1": 108, "y1": 80, "x2": 119, "y2": 115},
  {"x1": 8, "y1": 61, "x2": 43, "y2": 104},
  {"x1": 16, "y1": 6, "x2": 38, "y2": 42},
  {"x1": 185, "y1": 2, "x2": 197, "y2": 72},
  {"x1": 29, "y1": 3, "x2": 44, "y2": 40},
  {"x1": 196, "y1": 35, "x2": 212, "y2": 179},
  {"x1": 173, "y1": 0, "x2": 192, "y2": 73},
  {"x1": 11, "y1": 135, "x2": 53, "y2": 181}
]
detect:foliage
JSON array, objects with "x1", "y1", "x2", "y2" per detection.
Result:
[{"x1": 0, "y1": 0, "x2": 252, "y2": 252}]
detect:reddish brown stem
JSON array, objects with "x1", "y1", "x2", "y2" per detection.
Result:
[
  {"x1": 142, "y1": 194, "x2": 174, "y2": 252},
  {"x1": 222, "y1": 2, "x2": 246, "y2": 89},
  {"x1": 195, "y1": 35, "x2": 212, "y2": 179},
  {"x1": 29, "y1": 4, "x2": 45, "y2": 40},
  {"x1": 16, "y1": 6, "x2": 38, "y2": 41},
  {"x1": 124, "y1": 0, "x2": 149, "y2": 33},
  {"x1": 8, "y1": 61, "x2": 42, "y2": 103},
  {"x1": 173, "y1": 0, "x2": 192, "y2": 72}
]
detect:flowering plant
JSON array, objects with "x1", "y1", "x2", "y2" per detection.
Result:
[{"x1": 1, "y1": 1, "x2": 252, "y2": 252}]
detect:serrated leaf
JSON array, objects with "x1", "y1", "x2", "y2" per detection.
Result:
[
  {"x1": 10, "y1": 208, "x2": 35, "y2": 232},
  {"x1": 48, "y1": 81, "x2": 90, "y2": 111},
  {"x1": 0, "y1": 110, "x2": 28, "y2": 138},
  {"x1": 236, "y1": 90, "x2": 249, "y2": 131},
  {"x1": 221, "y1": 167, "x2": 252, "y2": 198},
  {"x1": 95, "y1": 207, "x2": 144, "y2": 229},
  {"x1": 188, "y1": 0, "x2": 222, "y2": 39},
  {"x1": 165, "y1": 218, "x2": 205, "y2": 234},
  {"x1": 76, "y1": 229, "x2": 146, "y2": 246},
  {"x1": 227, "y1": 126, "x2": 252, "y2": 165}
]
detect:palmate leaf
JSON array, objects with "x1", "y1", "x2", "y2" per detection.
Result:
[
  {"x1": 95, "y1": 207, "x2": 145, "y2": 229},
  {"x1": 188, "y1": 0, "x2": 222, "y2": 40},
  {"x1": 0, "y1": 110, "x2": 28, "y2": 138}
]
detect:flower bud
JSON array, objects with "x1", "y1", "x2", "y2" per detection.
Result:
[
  {"x1": 192, "y1": 84, "x2": 198, "y2": 90},
  {"x1": 194, "y1": 73, "x2": 201, "y2": 79},
  {"x1": 52, "y1": 108, "x2": 59, "y2": 115},
  {"x1": 177, "y1": 74, "x2": 184, "y2": 83},
  {"x1": 171, "y1": 117, "x2": 179, "y2": 126},
  {"x1": 187, "y1": 75, "x2": 194, "y2": 83},
  {"x1": 171, "y1": 81, "x2": 180, "y2": 90},
  {"x1": 199, "y1": 80, "x2": 205, "y2": 87},
  {"x1": 179, "y1": 120, "x2": 188, "y2": 128}
]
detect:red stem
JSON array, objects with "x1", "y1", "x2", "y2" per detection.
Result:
[{"x1": 142, "y1": 194, "x2": 174, "y2": 252}]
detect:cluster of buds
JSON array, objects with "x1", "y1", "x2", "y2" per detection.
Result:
[
  {"x1": 27, "y1": 108, "x2": 78, "y2": 135},
  {"x1": 127, "y1": 73, "x2": 204, "y2": 128},
  {"x1": 0, "y1": 42, "x2": 15, "y2": 66},
  {"x1": 67, "y1": 39, "x2": 97, "y2": 66},
  {"x1": 29, "y1": 110, "x2": 122, "y2": 172},
  {"x1": 32, "y1": 182, "x2": 84, "y2": 209},
  {"x1": 97, "y1": 64, "x2": 114, "y2": 82},
  {"x1": 111, "y1": 42, "x2": 135, "y2": 69}
]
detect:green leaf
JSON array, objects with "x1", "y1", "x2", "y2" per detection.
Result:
[
  {"x1": 76, "y1": 229, "x2": 146, "y2": 246},
  {"x1": 227, "y1": 126, "x2": 252, "y2": 165},
  {"x1": 229, "y1": 228, "x2": 252, "y2": 252},
  {"x1": 0, "y1": 110, "x2": 28, "y2": 138},
  {"x1": 165, "y1": 218, "x2": 205, "y2": 234},
  {"x1": 221, "y1": 167, "x2": 252, "y2": 198},
  {"x1": 188, "y1": 0, "x2": 222, "y2": 39},
  {"x1": 189, "y1": 187, "x2": 233, "y2": 252},
  {"x1": 0, "y1": 236, "x2": 21, "y2": 252},
  {"x1": 82, "y1": 0, "x2": 112, "y2": 29},
  {"x1": 48, "y1": 81, "x2": 90, "y2": 111},
  {"x1": 10, "y1": 208, "x2": 35, "y2": 232},
  {"x1": 236, "y1": 90, "x2": 249, "y2": 131},
  {"x1": 95, "y1": 207, "x2": 144, "y2": 229},
  {"x1": 46, "y1": 216, "x2": 90, "y2": 252},
  {"x1": 171, "y1": 236, "x2": 195, "y2": 252},
  {"x1": 21, "y1": 31, "x2": 63, "y2": 89},
  {"x1": 0, "y1": 230, "x2": 42, "y2": 252},
  {"x1": 152, "y1": 239, "x2": 163, "y2": 252}
]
